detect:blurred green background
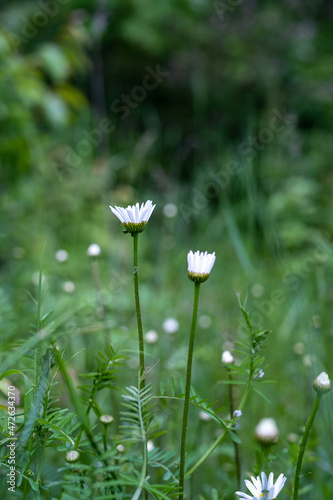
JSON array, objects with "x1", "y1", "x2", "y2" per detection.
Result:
[{"x1": 1, "y1": 0, "x2": 333, "y2": 498}]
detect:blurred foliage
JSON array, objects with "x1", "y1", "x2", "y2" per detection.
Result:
[{"x1": 1, "y1": 0, "x2": 333, "y2": 498}]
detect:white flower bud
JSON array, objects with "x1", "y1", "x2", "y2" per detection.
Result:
[
  {"x1": 144, "y1": 330, "x2": 158, "y2": 343},
  {"x1": 163, "y1": 318, "x2": 179, "y2": 334},
  {"x1": 313, "y1": 372, "x2": 331, "y2": 395},
  {"x1": 55, "y1": 249, "x2": 69, "y2": 262},
  {"x1": 147, "y1": 440, "x2": 155, "y2": 452},
  {"x1": 87, "y1": 243, "x2": 101, "y2": 257},
  {"x1": 99, "y1": 415, "x2": 114, "y2": 425},
  {"x1": 222, "y1": 350, "x2": 234, "y2": 364},
  {"x1": 63, "y1": 281, "x2": 75, "y2": 293},
  {"x1": 65, "y1": 450, "x2": 80, "y2": 463},
  {"x1": 255, "y1": 418, "x2": 279, "y2": 444}
]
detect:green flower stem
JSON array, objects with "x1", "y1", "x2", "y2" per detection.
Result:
[
  {"x1": 293, "y1": 394, "x2": 322, "y2": 500},
  {"x1": 133, "y1": 233, "x2": 145, "y2": 390},
  {"x1": 132, "y1": 233, "x2": 148, "y2": 500},
  {"x1": 227, "y1": 368, "x2": 241, "y2": 489},
  {"x1": 179, "y1": 282, "x2": 201, "y2": 500},
  {"x1": 34, "y1": 267, "x2": 43, "y2": 398},
  {"x1": 103, "y1": 425, "x2": 108, "y2": 453},
  {"x1": 255, "y1": 444, "x2": 270, "y2": 477}
]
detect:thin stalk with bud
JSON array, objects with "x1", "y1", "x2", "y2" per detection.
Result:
[{"x1": 179, "y1": 250, "x2": 216, "y2": 500}]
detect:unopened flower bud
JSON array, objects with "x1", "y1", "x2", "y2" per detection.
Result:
[
  {"x1": 87, "y1": 243, "x2": 101, "y2": 257},
  {"x1": 144, "y1": 330, "x2": 158, "y2": 343},
  {"x1": 99, "y1": 415, "x2": 114, "y2": 425},
  {"x1": 55, "y1": 249, "x2": 69, "y2": 262},
  {"x1": 222, "y1": 350, "x2": 234, "y2": 364},
  {"x1": 313, "y1": 372, "x2": 331, "y2": 395},
  {"x1": 66, "y1": 450, "x2": 80, "y2": 463},
  {"x1": 147, "y1": 440, "x2": 155, "y2": 452},
  {"x1": 255, "y1": 418, "x2": 279, "y2": 444}
]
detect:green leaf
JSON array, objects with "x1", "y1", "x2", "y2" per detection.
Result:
[
  {"x1": 170, "y1": 377, "x2": 175, "y2": 397},
  {"x1": 253, "y1": 386, "x2": 271, "y2": 403},
  {"x1": 229, "y1": 430, "x2": 242, "y2": 444},
  {"x1": 159, "y1": 378, "x2": 165, "y2": 396}
]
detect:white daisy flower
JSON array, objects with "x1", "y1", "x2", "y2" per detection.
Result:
[
  {"x1": 187, "y1": 250, "x2": 216, "y2": 283},
  {"x1": 236, "y1": 472, "x2": 287, "y2": 499},
  {"x1": 109, "y1": 200, "x2": 155, "y2": 234},
  {"x1": 313, "y1": 371, "x2": 331, "y2": 394}
]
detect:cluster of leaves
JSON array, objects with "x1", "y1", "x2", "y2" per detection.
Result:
[{"x1": 227, "y1": 295, "x2": 272, "y2": 401}]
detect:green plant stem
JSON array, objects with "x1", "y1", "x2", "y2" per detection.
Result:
[
  {"x1": 133, "y1": 233, "x2": 145, "y2": 390},
  {"x1": 103, "y1": 425, "x2": 108, "y2": 453},
  {"x1": 132, "y1": 233, "x2": 148, "y2": 500},
  {"x1": 34, "y1": 267, "x2": 43, "y2": 398},
  {"x1": 255, "y1": 444, "x2": 270, "y2": 477},
  {"x1": 293, "y1": 394, "x2": 322, "y2": 500},
  {"x1": 132, "y1": 436, "x2": 148, "y2": 500},
  {"x1": 228, "y1": 369, "x2": 241, "y2": 489},
  {"x1": 74, "y1": 391, "x2": 95, "y2": 450},
  {"x1": 179, "y1": 282, "x2": 201, "y2": 500},
  {"x1": 36, "y1": 444, "x2": 45, "y2": 483},
  {"x1": 32, "y1": 264, "x2": 43, "y2": 497}
]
